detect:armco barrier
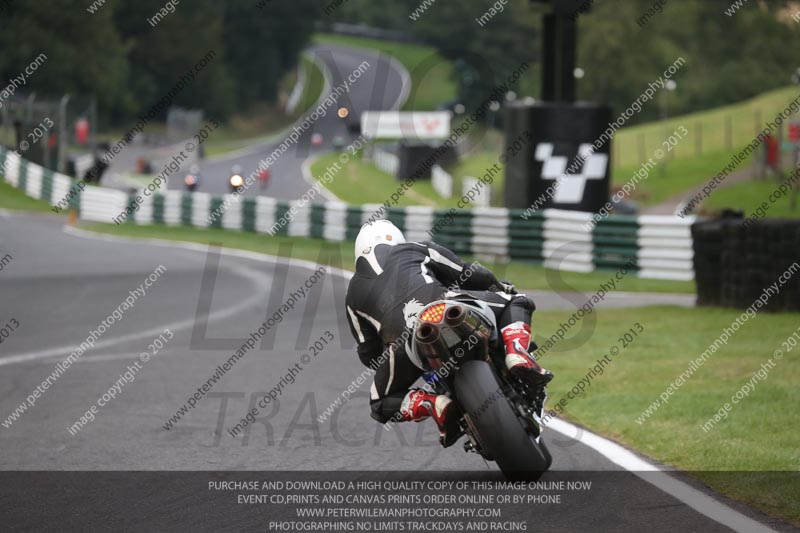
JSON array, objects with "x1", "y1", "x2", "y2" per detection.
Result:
[{"x1": 0, "y1": 146, "x2": 696, "y2": 280}]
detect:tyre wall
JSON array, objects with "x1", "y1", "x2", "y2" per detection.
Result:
[{"x1": 692, "y1": 218, "x2": 800, "y2": 311}]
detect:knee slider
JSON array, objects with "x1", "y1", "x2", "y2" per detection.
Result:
[
  {"x1": 369, "y1": 398, "x2": 393, "y2": 424},
  {"x1": 513, "y1": 294, "x2": 536, "y2": 313}
]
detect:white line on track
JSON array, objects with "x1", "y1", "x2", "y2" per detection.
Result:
[
  {"x1": 301, "y1": 153, "x2": 341, "y2": 202},
  {"x1": 7, "y1": 224, "x2": 777, "y2": 532},
  {"x1": 0, "y1": 228, "x2": 273, "y2": 367},
  {"x1": 384, "y1": 51, "x2": 411, "y2": 111},
  {"x1": 548, "y1": 418, "x2": 776, "y2": 533}
]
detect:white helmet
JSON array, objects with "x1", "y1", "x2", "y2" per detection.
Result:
[{"x1": 354, "y1": 220, "x2": 405, "y2": 266}]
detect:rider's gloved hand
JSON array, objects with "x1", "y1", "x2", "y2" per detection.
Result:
[{"x1": 499, "y1": 280, "x2": 517, "y2": 294}]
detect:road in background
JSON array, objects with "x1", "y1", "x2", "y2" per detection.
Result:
[{"x1": 165, "y1": 43, "x2": 408, "y2": 200}]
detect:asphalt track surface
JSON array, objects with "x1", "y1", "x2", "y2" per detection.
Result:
[
  {"x1": 0, "y1": 211, "x2": 793, "y2": 532},
  {"x1": 169, "y1": 43, "x2": 408, "y2": 200}
]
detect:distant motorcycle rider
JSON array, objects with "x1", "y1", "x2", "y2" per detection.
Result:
[{"x1": 345, "y1": 220, "x2": 553, "y2": 447}]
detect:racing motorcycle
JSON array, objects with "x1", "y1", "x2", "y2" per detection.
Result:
[
  {"x1": 407, "y1": 296, "x2": 552, "y2": 480},
  {"x1": 185, "y1": 165, "x2": 201, "y2": 192},
  {"x1": 184, "y1": 173, "x2": 199, "y2": 192},
  {"x1": 229, "y1": 165, "x2": 244, "y2": 193}
]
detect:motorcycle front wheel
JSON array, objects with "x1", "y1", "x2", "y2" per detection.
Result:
[{"x1": 454, "y1": 360, "x2": 551, "y2": 480}]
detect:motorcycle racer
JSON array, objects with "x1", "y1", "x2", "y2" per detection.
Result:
[{"x1": 345, "y1": 220, "x2": 553, "y2": 447}]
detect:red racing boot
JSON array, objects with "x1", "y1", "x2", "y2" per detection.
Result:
[
  {"x1": 501, "y1": 322, "x2": 553, "y2": 388},
  {"x1": 400, "y1": 389, "x2": 461, "y2": 447}
]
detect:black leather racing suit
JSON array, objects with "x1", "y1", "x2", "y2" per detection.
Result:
[{"x1": 345, "y1": 241, "x2": 535, "y2": 423}]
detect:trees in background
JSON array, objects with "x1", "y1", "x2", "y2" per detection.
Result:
[
  {"x1": 325, "y1": 0, "x2": 541, "y2": 113},
  {"x1": 578, "y1": 0, "x2": 800, "y2": 122},
  {"x1": 223, "y1": 0, "x2": 317, "y2": 109},
  {"x1": 327, "y1": 0, "x2": 800, "y2": 123},
  {"x1": 409, "y1": 1, "x2": 541, "y2": 112},
  {"x1": 0, "y1": 0, "x2": 131, "y2": 118},
  {"x1": 0, "y1": 0, "x2": 318, "y2": 125},
  {"x1": 3, "y1": 0, "x2": 800, "y2": 127}
]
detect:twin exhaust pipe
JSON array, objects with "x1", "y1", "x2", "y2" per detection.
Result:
[{"x1": 415, "y1": 304, "x2": 467, "y2": 345}]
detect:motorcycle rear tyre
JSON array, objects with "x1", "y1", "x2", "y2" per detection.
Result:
[{"x1": 454, "y1": 360, "x2": 551, "y2": 480}]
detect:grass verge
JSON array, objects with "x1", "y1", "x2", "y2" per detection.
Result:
[
  {"x1": 704, "y1": 178, "x2": 800, "y2": 218},
  {"x1": 443, "y1": 152, "x2": 504, "y2": 205},
  {"x1": 0, "y1": 180, "x2": 56, "y2": 213},
  {"x1": 78, "y1": 222, "x2": 353, "y2": 266},
  {"x1": 313, "y1": 142, "x2": 768, "y2": 221},
  {"x1": 613, "y1": 150, "x2": 744, "y2": 207},
  {"x1": 310, "y1": 152, "x2": 461, "y2": 208},
  {"x1": 534, "y1": 305, "x2": 799, "y2": 525},
  {"x1": 77, "y1": 222, "x2": 694, "y2": 294},
  {"x1": 296, "y1": 55, "x2": 327, "y2": 114},
  {"x1": 311, "y1": 143, "x2": 506, "y2": 208},
  {"x1": 613, "y1": 85, "x2": 799, "y2": 169}
]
